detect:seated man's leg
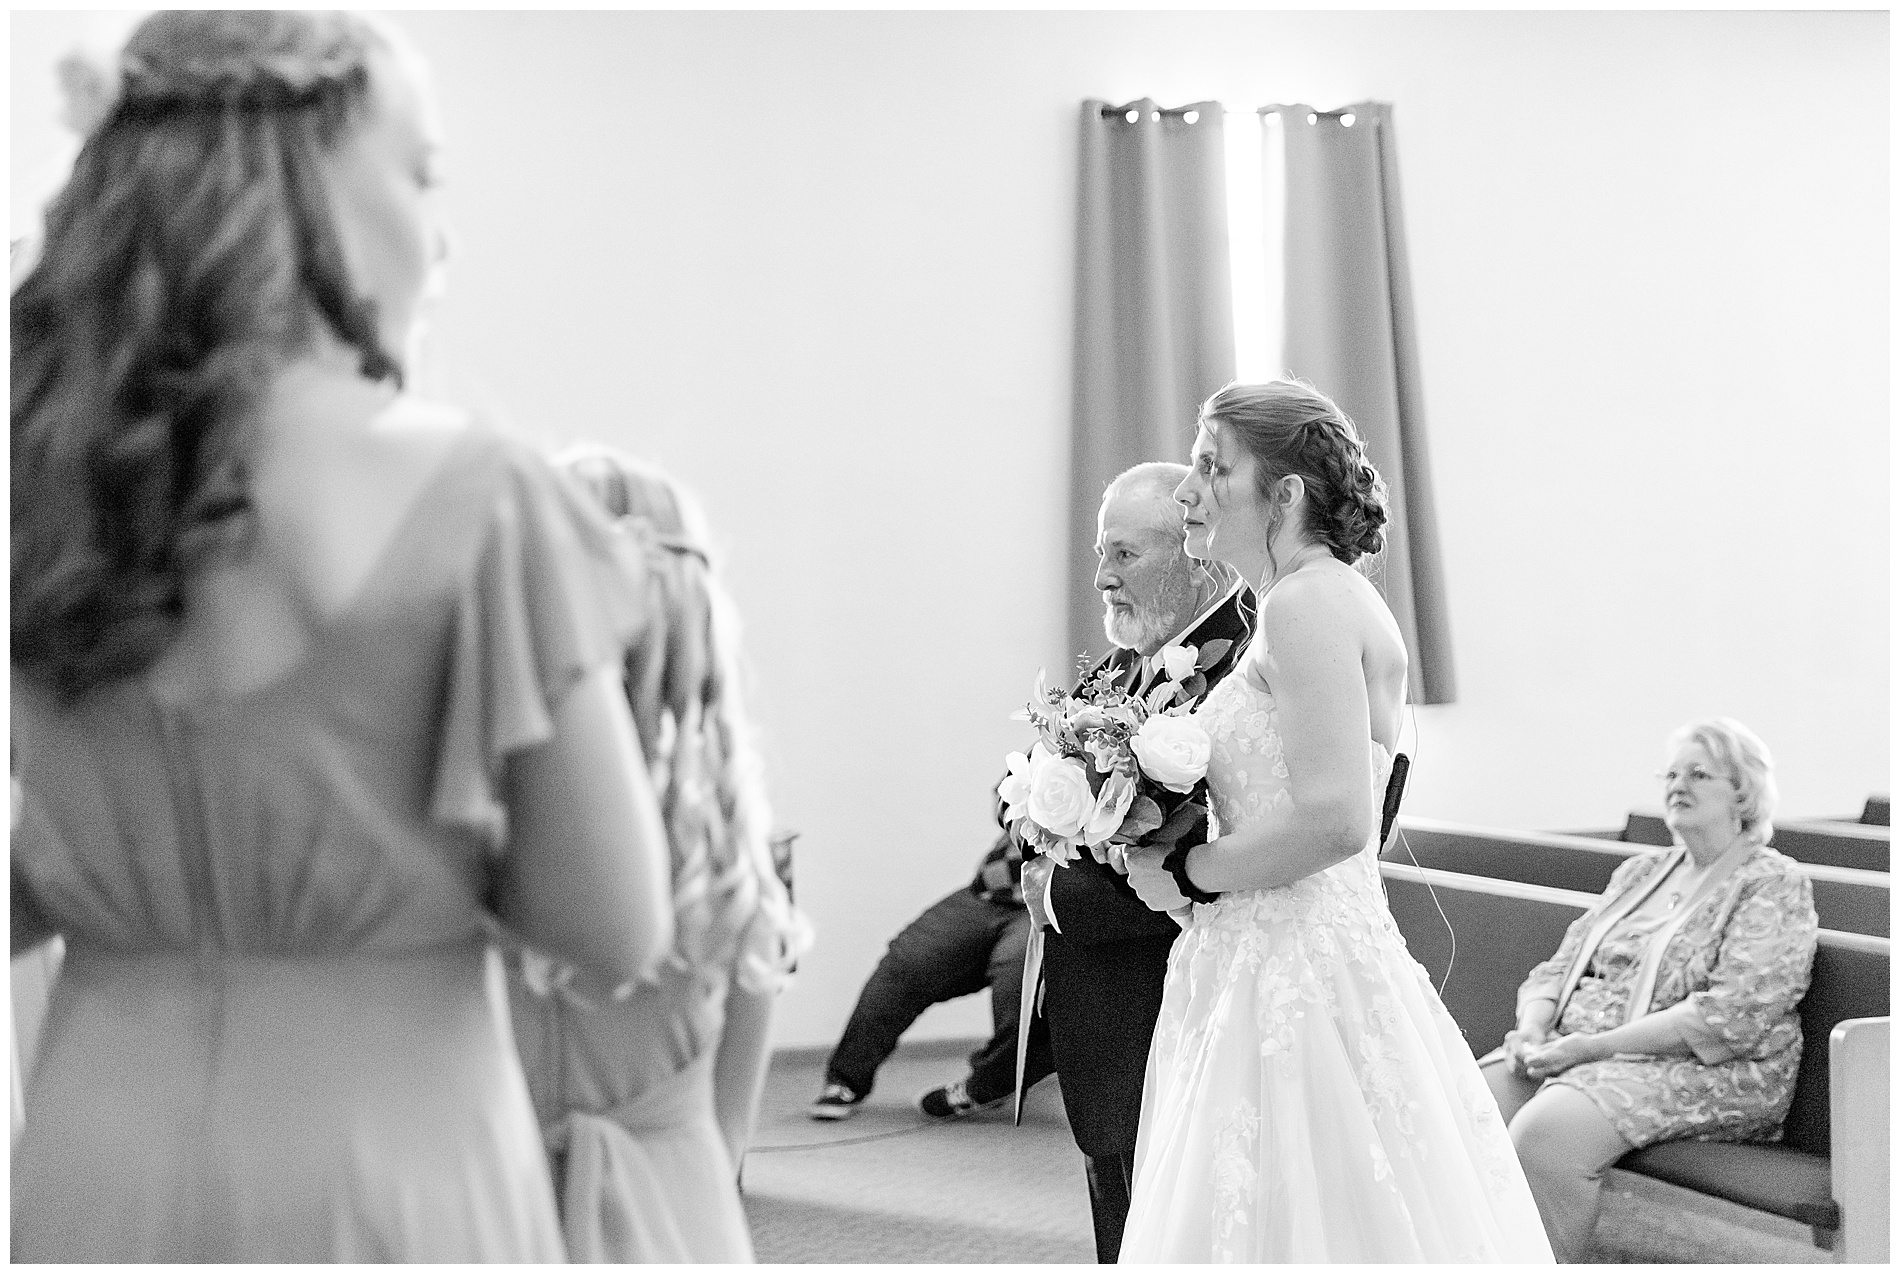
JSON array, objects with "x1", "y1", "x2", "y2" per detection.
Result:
[
  {"x1": 822, "y1": 885, "x2": 997, "y2": 1097},
  {"x1": 963, "y1": 906, "x2": 1053, "y2": 1103}
]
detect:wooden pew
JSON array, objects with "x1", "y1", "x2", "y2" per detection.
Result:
[
  {"x1": 1379, "y1": 862, "x2": 1593, "y2": 1060},
  {"x1": 1771, "y1": 820, "x2": 1891, "y2": 874},
  {"x1": 1622, "y1": 811, "x2": 1890, "y2": 874},
  {"x1": 1387, "y1": 817, "x2": 1890, "y2": 938},
  {"x1": 1386, "y1": 819, "x2": 1635, "y2": 894},
  {"x1": 1828, "y1": 1017, "x2": 1889, "y2": 1262},
  {"x1": 1607, "y1": 928, "x2": 1889, "y2": 1259},
  {"x1": 1380, "y1": 862, "x2": 1892, "y2": 1261}
]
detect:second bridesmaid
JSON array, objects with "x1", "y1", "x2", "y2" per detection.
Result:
[{"x1": 506, "y1": 446, "x2": 811, "y2": 1262}]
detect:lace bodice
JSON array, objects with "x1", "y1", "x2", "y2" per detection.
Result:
[{"x1": 1191, "y1": 669, "x2": 1394, "y2": 927}]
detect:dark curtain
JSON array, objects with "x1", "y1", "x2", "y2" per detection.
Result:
[
  {"x1": 1069, "y1": 99, "x2": 1235, "y2": 669},
  {"x1": 1270, "y1": 101, "x2": 1457, "y2": 704}
]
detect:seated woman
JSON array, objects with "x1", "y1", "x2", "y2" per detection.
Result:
[
  {"x1": 1482, "y1": 717, "x2": 1819, "y2": 1261},
  {"x1": 506, "y1": 447, "x2": 811, "y2": 1262}
]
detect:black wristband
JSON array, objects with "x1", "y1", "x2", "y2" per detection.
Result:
[{"x1": 1162, "y1": 842, "x2": 1220, "y2": 905}]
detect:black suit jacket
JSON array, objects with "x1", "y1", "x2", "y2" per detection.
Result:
[{"x1": 1037, "y1": 586, "x2": 1254, "y2": 1158}]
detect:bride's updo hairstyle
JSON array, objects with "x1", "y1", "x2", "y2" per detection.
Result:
[
  {"x1": 558, "y1": 447, "x2": 808, "y2": 993},
  {"x1": 12, "y1": 11, "x2": 405, "y2": 700},
  {"x1": 1198, "y1": 379, "x2": 1390, "y2": 566}
]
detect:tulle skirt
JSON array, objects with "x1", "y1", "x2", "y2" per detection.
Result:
[{"x1": 1119, "y1": 870, "x2": 1555, "y2": 1264}]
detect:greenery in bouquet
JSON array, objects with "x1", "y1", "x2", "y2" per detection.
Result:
[{"x1": 998, "y1": 640, "x2": 1232, "y2": 867}]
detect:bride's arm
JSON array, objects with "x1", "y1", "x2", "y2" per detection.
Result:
[{"x1": 1180, "y1": 574, "x2": 1374, "y2": 893}]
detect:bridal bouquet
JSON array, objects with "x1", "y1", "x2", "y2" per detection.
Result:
[{"x1": 998, "y1": 641, "x2": 1231, "y2": 867}]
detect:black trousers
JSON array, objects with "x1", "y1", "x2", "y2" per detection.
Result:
[
  {"x1": 823, "y1": 886, "x2": 1055, "y2": 1101},
  {"x1": 1041, "y1": 929, "x2": 1176, "y2": 1264},
  {"x1": 1083, "y1": 1148, "x2": 1137, "y2": 1263}
]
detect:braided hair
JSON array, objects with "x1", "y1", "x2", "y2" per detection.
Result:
[
  {"x1": 12, "y1": 11, "x2": 403, "y2": 700},
  {"x1": 558, "y1": 447, "x2": 807, "y2": 993},
  {"x1": 1197, "y1": 378, "x2": 1389, "y2": 567}
]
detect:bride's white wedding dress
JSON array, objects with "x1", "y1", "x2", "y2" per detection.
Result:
[{"x1": 1119, "y1": 672, "x2": 1555, "y2": 1263}]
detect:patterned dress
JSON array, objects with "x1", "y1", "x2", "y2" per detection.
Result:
[
  {"x1": 1516, "y1": 848, "x2": 1818, "y2": 1146},
  {"x1": 1118, "y1": 672, "x2": 1553, "y2": 1263}
]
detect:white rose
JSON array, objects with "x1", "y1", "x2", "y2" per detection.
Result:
[
  {"x1": 1159, "y1": 645, "x2": 1198, "y2": 683},
  {"x1": 1131, "y1": 714, "x2": 1212, "y2": 793},
  {"x1": 1027, "y1": 751, "x2": 1094, "y2": 840},
  {"x1": 997, "y1": 749, "x2": 1035, "y2": 824},
  {"x1": 1082, "y1": 772, "x2": 1137, "y2": 846}
]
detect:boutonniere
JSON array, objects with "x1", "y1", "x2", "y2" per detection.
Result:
[{"x1": 1147, "y1": 638, "x2": 1234, "y2": 708}]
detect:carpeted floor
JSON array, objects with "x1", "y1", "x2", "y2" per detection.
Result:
[
  {"x1": 740, "y1": 1038, "x2": 1095, "y2": 1264},
  {"x1": 737, "y1": 1039, "x2": 1816, "y2": 1265}
]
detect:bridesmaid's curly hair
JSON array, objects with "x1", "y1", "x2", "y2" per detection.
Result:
[
  {"x1": 558, "y1": 447, "x2": 808, "y2": 993},
  {"x1": 1198, "y1": 379, "x2": 1389, "y2": 567},
  {"x1": 11, "y1": 11, "x2": 403, "y2": 700}
]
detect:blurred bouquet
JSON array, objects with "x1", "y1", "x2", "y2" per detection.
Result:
[{"x1": 998, "y1": 641, "x2": 1232, "y2": 868}]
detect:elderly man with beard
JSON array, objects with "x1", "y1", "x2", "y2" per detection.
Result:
[{"x1": 1021, "y1": 462, "x2": 1252, "y2": 1264}]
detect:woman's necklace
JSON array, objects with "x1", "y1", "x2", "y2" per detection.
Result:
[
  {"x1": 1663, "y1": 834, "x2": 1743, "y2": 910},
  {"x1": 1663, "y1": 860, "x2": 1705, "y2": 911}
]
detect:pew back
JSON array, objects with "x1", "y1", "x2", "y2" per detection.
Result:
[
  {"x1": 1623, "y1": 811, "x2": 1890, "y2": 873},
  {"x1": 1378, "y1": 861, "x2": 1592, "y2": 1052},
  {"x1": 1386, "y1": 820, "x2": 1634, "y2": 894},
  {"x1": 1783, "y1": 928, "x2": 1890, "y2": 1157},
  {"x1": 1388, "y1": 818, "x2": 1890, "y2": 938},
  {"x1": 1771, "y1": 820, "x2": 1890, "y2": 874}
]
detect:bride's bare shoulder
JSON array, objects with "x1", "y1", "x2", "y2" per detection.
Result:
[
  {"x1": 1259, "y1": 562, "x2": 1398, "y2": 651},
  {"x1": 1260, "y1": 561, "x2": 1363, "y2": 619}
]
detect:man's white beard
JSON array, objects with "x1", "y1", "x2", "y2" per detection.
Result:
[{"x1": 1104, "y1": 602, "x2": 1180, "y2": 654}]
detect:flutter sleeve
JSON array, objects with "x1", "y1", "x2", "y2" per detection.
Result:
[
  {"x1": 1669, "y1": 864, "x2": 1819, "y2": 1064},
  {"x1": 428, "y1": 436, "x2": 648, "y2": 856},
  {"x1": 1517, "y1": 851, "x2": 1667, "y2": 1013}
]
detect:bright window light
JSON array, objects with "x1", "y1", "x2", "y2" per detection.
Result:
[{"x1": 1225, "y1": 106, "x2": 1286, "y2": 383}]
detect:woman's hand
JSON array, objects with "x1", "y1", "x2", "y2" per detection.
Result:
[
  {"x1": 1499, "y1": 1023, "x2": 1556, "y2": 1078},
  {"x1": 1124, "y1": 845, "x2": 1188, "y2": 913},
  {"x1": 1518, "y1": 1032, "x2": 1607, "y2": 1082}
]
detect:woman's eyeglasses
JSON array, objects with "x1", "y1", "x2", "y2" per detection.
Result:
[{"x1": 1656, "y1": 765, "x2": 1731, "y2": 786}]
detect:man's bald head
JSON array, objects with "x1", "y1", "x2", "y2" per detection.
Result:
[{"x1": 1102, "y1": 461, "x2": 1190, "y2": 532}]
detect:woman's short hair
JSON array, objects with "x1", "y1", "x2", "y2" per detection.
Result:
[
  {"x1": 12, "y1": 11, "x2": 407, "y2": 700},
  {"x1": 1197, "y1": 378, "x2": 1389, "y2": 565},
  {"x1": 1668, "y1": 717, "x2": 1779, "y2": 845},
  {"x1": 556, "y1": 445, "x2": 806, "y2": 991}
]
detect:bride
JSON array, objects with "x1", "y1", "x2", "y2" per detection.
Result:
[{"x1": 1120, "y1": 381, "x2": 1554, "y2": 1263}]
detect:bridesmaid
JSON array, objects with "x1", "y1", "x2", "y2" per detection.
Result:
[
  {"x1": 11, "y1": 12, "x2": 671, "y2": 1260},
  {"x1": 508, "y1": 447, "x2": 811, "y2": 1262}
]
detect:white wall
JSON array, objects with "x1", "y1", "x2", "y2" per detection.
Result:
[{"x1": 11, "y1": 11, "x2": 1887, "y2": 1049}]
